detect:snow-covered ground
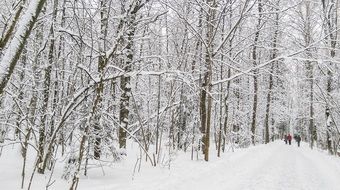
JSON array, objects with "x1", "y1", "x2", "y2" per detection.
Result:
[{"x1": 1, "y1": 141, "x2": 340, "y2": 190}]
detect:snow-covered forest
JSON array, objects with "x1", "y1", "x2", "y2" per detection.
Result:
[{"x1": 1, "y1": 0, "x2": 340, "y2": 189}]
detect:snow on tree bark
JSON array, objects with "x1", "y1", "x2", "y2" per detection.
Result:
[
  {"x1": 251, "y1": 0, "x2": 263, "y2": 145},
  {"x1": 0, "y1": 0, "x2": 47, "y2": 96}
]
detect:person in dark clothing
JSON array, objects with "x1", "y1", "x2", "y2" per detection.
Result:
[
  {"x1": 287, "y1": 134, "x2": 292, "y2": 145},
  {"x1": 296, "y1": 135, "x2": 301, "y2": 147},
  {"x1": 284, "y1": 135, "x2": 288, "y2": 144}
]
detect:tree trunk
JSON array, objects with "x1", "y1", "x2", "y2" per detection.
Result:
[
  {"x1": 0, "y1": 0, "x2": 27, "y2": 50},
  {"x1": 0, "y1": 0, "x2": 47, "y2": 96},
  {"x1": 200, "y1": 0, "x2": 216, "y2": 161},
  {"x1": 264, "y1": 3, "x2": 279, "y2": 144},
  {"x1": 38, "y1": 0, "x2": 59, "y2": 174},
  {"x1": 119, "y1": 1, "x2": 145, "y2": 149},
  {"x1": 93, "y1": 0, "x2": 109, "y2": 160},
  {"x1": 250, "y1": 0, "x2": 262, "y2": 145},
  {"x1": 322, "y1": 0, "x2": 338, "y2": 155}
]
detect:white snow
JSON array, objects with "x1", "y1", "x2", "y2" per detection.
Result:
[{"x1": 1, "y1": 141, "x2": 340, "y2": 190}]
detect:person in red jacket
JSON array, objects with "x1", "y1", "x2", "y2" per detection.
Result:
[{"x1": 287, "y1": 134, "x2": 292, "y2": 145}]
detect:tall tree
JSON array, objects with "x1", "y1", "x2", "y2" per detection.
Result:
[
  {"x1": 119, "y1": 0, "x2": 149, "y2": 149},
  {"x1": 264, "y1": 1, "x2": 280, "y2": 144},
  {"x1": 322, "y1": 0, "x2": 338, "y2": 154},
  {"x1": 251, "y1": 0, "x2": 263, "y2": 145}
]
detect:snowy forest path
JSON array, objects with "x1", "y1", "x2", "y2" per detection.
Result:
[
  {"x1": 120, "y1": 141, "x2": 340, "y2": 190},
  {"x1": 232, "y1": 141, "x2": 340, "y2": 190},
  {"x1": 3, "y1": 141, "x2": 340, "y2": 190}
]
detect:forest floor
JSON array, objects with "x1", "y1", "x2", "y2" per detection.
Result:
[{"x1": 1, "y1": 141, "x2": 340, "y2": 190}]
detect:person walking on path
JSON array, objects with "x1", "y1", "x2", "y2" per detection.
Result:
[
  {"x1": 284, "y1": 135, "x2": 288, "y2": 144},
  {"x1": 287, "y1": 134, "x2": 292, "y2": 145},
  {"x1": 296, "y1": 135, "x2": 301, "y2": 147}
]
